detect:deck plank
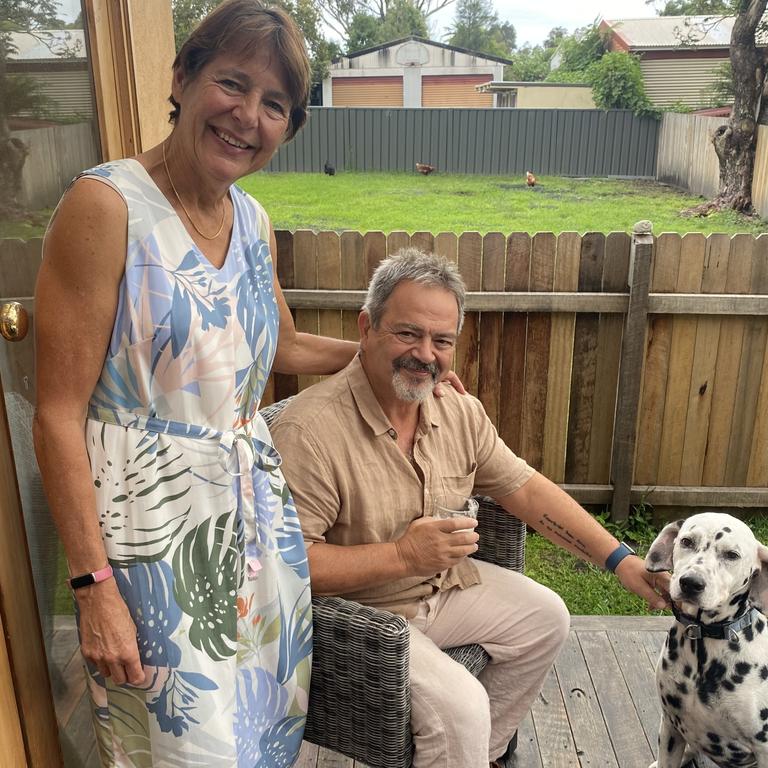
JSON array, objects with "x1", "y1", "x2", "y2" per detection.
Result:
[
  {"x1": 530, "y1": 665, "x2": 579, "y2": 766},
  {"x1": 578, "y1": 630, "x2": 655, "y2": 768},
  {"x1": 555, "y1": 632, "x2": 620, "y2": 766}
]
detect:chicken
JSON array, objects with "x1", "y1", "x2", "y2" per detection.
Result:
[
  {"x1": 526, "y1": 170, "x2": 537, "y2": 187},
  {"x1": 324, "y1": 161, "x2": 336, "y2": 176},
  {"x1": 416, "y1": 162, "x2": 435, "y2": 175}
]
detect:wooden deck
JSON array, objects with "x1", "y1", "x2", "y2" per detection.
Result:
[{"x1": 53, "y1": 615, "x2": 690, "y2": 768}]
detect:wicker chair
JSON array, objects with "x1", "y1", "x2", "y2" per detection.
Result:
[{"x1": 260, "y1": 399, "x2": 526, "y2": 768}]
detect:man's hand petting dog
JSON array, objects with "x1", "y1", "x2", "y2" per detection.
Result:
[{"x1": 615, "y1": 555, "x2": 671, "y2": 611}]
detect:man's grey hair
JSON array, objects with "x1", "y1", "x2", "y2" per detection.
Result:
[{"x1": 363, "y1": 247, "x2": 466, "y2": 333}]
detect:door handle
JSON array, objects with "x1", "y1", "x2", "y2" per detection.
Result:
[{"x1": 0, "y1": 302, "x2": 29, "y2": 342}]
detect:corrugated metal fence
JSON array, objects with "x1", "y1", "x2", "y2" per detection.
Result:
[
  {"x1": 656, "y1": 112, "x2": 768, "y2": 218},
  {"x1": 267, "y1": 107, "x2": 659, "y2": 177}
]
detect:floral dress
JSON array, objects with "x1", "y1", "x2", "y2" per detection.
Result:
[{"x1": 76, "y1": 159, "x2": 311, "y2": 767}]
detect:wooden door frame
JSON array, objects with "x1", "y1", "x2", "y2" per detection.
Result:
[{"x1": 0, "y1": 2, "x2": 174, "y2": 764}]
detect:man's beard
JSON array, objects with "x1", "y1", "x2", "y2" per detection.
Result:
[{"x1": 391, "y1": 356, "x2": 439, "y2": 402}]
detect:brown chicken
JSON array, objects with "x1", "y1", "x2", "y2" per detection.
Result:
[
  {"x1": 526, "y1": 170, "x2": 537, "y2": 187},
  {"x1": 416, "y1": 162, "x2": 435, "y2": 175}
]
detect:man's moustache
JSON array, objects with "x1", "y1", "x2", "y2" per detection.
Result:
[{"x1": 394, "y1": 357, "x2": 438, "y2": 378}]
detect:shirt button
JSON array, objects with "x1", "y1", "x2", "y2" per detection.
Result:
[{"x1": 388, "y1": 429, "x2": 396, "y2": 438}]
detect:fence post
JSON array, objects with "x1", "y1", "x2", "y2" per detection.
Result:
[{"x1": 610, "y1": 221, "x2": 654, "y2": 521}]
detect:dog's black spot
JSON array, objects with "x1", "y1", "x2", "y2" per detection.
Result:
[
  {"x1": 716, "y1": 531, "x2": 724, "y2": 540},
  {"x1": 683, "y1": 664, "x2": 693, "y2": 678},
  {"x1": 729, "y1": 640, "x2": 741, "y2": 652},
  {"x1": 665, "y1": 693, "x2": 682, "y2": 709},
  {"x1": 649, "y1": 551, "x2": 660, "y2": 562},
  {"x1": 735, "y1": 662, "x2": 751, "y2": 676},
  {"x1": 697, "y1": 557, "x2": 704, "y2": 563},
  {"x1": 706, "y1": 610, "x2": 718, "y2": 619},
  {"x1": 730, "y1": 675, "x2": 744, "y2": 685},
  {"x1": 761, "y1": 708, "x2": 768, "y2": 720},
  {"x1": 667, "y1": 734, "x2": 676, "y2": 753},
  {"x1": 708, "y1": 732, "x2": 721, "y2": 743},
  {"x1": 761, "y1": 665, "x2": 768, "y2": 680},
  {"x1": 704, "y1": 543, "x2": 711, "y2": 551},
  {"x1": 722, "y1": 679, "x2": 735, "y2": 691},
  {"x1": 706, "y1": 742, "x2": 724, "y2": 757},
  {"x1": 757, "y1": 618, "x2": 765, "y2": 634},
  {"x1": 699, "y1": 660, "x2": 728, "y2": 704},
  {"x1": 661, "y1": 658, "x2": 669, "y2": 670},
  {"x1": 675, "y1": 681, "x2": 689, "y2": 694},
  {"x1": 743, "y1": 625, "x2": 755, "y2": 643},
  {"x1": 756, "y1": 730, "x2": 768, "y2": 742},
  {"x1": 723, "y1": 527, "x2": 732, "y2": 533}
]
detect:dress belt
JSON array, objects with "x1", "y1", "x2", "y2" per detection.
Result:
[{"x1": 87, "y1": 404, "x2": 282, "y2": 580}]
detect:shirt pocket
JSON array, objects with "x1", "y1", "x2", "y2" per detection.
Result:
[{"x1": 438, "y1": 462, "x2": 478, "y2": 500}]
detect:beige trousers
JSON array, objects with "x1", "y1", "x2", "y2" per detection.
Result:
[{"x1": 408, "y1": 559, "x2": 570, "y2": 768}]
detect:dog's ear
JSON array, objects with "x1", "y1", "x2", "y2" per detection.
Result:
[
  {"x1": 645, "y1": 519, "x2": 683, "y2": 572},
  {"x1": 748, "y1": 543, "x2": 768, "y2": 612}
]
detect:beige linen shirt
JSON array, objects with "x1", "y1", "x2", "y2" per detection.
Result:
[{"x1": 271, "y1": 355, "x2": 535, "y2": 618}]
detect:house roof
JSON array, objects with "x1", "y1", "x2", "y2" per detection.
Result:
[
  {"x1": 602, "y1": 16, "x2": 735, "y2": 49},
  {"x1": 8, "y1": 30, "x2": 86, "y2": 61},
  {"x1": 334, "y1": 36, "x2": 513, "y2": 66}
]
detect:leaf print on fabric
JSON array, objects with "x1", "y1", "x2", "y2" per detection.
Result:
[
  {"x1": 146, "y1": 668, "x2": 217, "y2": 737},
  {"x1": 173, "y1": 511, "x2": 239, "y2": 661},
  {"x1": 235, "y1": 358, "x2": 270, "y2": 424},
  {"x1": 92, "y1": 429, "x2": 191, "y2": 566},
  {"x1": 114, "y1": 561, "x2": 182, "y2": 667},
  {"x1": 103, "y1": 681, "x2": 153, "y2": 768},
  {"x1": 257, "y1": 716, "x2": 306, "y2": 768},
  {"x1": 235, "y1": 668, "x2": 295, "y2": 767},
  {"x1": 170, "y1": 282, "x2": 192, "y2": 358},
  {"x1": 236, "y1": 243, "x2": 271, "y2": 358},
  {"x1": 276, "y1": 588, "x2": 312, "y2": 686},
  {"x1": 272, "y1": 487, "x2": 310, "y2": 580}
]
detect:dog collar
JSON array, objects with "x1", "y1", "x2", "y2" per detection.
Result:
[{"x1": 672, "y1": 604, "x2": 759, "y2": 642}]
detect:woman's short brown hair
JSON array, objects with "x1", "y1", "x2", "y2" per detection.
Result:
[{"x1": 169, "y1": 0, "x2": 310, "y2": 140}]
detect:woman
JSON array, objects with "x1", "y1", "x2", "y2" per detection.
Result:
[{"x1": 33, "y1": 2, "x2": 358, "y2": 764}]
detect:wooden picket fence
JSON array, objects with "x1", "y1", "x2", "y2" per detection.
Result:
[
  {"x1": 2, "y1": 232, "x2": 767, "y2": 519},
  {"x1": 263, "y1": 228, "x2": 768, "y2": 519}
]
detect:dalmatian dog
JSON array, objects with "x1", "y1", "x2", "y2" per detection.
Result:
[{"x1": 645, "y1": 513, "x2": 768, "y2": 768}]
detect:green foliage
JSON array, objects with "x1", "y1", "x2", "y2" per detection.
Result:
[
  {"x1": 378, "y1": 0, "x2": 428, "y2": 42},
  {"x1": 347, "y1": 12, "x2": 381, "y2": 51},
  {"x1": 4, "y1": 73, "x2": 53, "y2": 119},
  {"x1": 593, "y1": 503, "x2": 658, "y2": 549},
  {"x1": 445, "y1": 0, "x2": 515, "y2": 58},
  {"x1": 346, "y1": 0, "x2": 427, "y2": 52},
  {"x1": 589, "y1": 51, "x2": 658, "y2": 116},
  {"x1": 171, "y1": 0, "x2": 220, "y2": 51},
  {"x1": 543, "y1": 26, "x2": 567, "y2": 50},
  {"x1": 648, "y1": 0, "x2": 733, "y2": 14},
  {"x1": 504, "y1": 44, "x2": 552, "y2": 81},
  {"x1": 553, "y1": 22, "x2": 605, "y2": 74},
  {"x1": 707, "y1": 59, "x2": 734, "y2": 107},
  {"x1": 664, "y1": 100, "x2": 695, "y2": 113}
]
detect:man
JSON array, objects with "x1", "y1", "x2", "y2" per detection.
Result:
[{"x1": 272, "y1": 248, "x2": 669, "y2": 768}]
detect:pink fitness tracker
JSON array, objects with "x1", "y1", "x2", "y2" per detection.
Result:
[{"x1": 68, "y1": 565, "x2": 114, "y2": 591}]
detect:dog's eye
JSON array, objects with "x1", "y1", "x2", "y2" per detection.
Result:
[
  {"x1": 724, "y1": 550, "x2": 741, "y2": 561},
  {"x1": 679, "y1": 537, "x2": 694, "y2": 548}
]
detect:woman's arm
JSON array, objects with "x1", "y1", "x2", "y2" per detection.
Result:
[
  {"x1": 269, "y1": 225, "x2": 359, "y2": 375},
  {"x1": 34, "y1": 178, "x2": 144, "y2": 685}
]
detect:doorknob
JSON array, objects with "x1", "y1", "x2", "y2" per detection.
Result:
[{"x1": 0, "y1": 302, "x2": 29, "y2": 342}]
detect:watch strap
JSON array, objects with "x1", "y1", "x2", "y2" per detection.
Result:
[
  {"x1": 605, "y1": 543, "x2": 635, "y2": 573},
  {"x1": 69, "y1": 565, "x2": 114, "y2": 590}
]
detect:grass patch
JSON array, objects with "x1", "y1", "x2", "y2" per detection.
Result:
[
  {"x1": 240, "y1": 172, "x2": 767, "y2": 235},
  {"x1": 0, "y1": 210, "x2": 52, "y2": 239}
]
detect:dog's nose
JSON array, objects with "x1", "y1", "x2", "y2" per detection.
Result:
[{"x1": 679, "y1": 574, "x2": 705, "y2": 597}]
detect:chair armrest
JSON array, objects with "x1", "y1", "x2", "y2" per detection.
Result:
[
  {"x1": 305, "y1": 595, "x2": 414, "y2": 768},
  {"x1": 472, "y1": 496, "x2": 526, "y2": 573}
]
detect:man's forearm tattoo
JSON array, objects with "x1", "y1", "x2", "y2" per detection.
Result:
[{"x1": 539, "y1": 513, "x2": 590, "y2": 556}]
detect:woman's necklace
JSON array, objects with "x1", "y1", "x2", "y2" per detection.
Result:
[{"x1": 162, "y1": 140, "x2": 226, "y2": 240}]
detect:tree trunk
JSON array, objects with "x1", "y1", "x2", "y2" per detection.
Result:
[{"x1": 705, "y1": 0, "x2": 767, "y2": 214}]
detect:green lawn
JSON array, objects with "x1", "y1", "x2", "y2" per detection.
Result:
[
  {"x1": 239, "y1": 171, "x2": 768, "y2": 236},
  {"x1": 6, "y1": 173, "x2": 766, "y2": 240}
]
